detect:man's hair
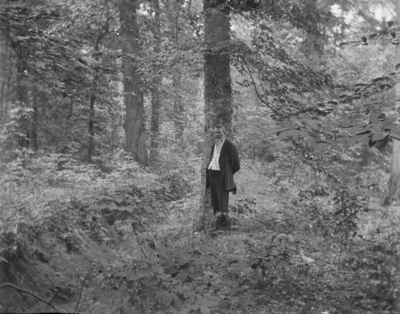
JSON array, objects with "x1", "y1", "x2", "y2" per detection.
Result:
[{"x1": 214, "y1": 124, "x2": 225, "y2": 132}]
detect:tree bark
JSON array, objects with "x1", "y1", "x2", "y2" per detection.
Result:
[
  {"x1": 196, "y1": 0, "x2": 232, "y2": 232},
  {"x1": 303, "y1": 0, "x2": 323, "y2": 59},
  {"x1": 88, "y1": 92, "x2": 95, "y2": 161},
  {"x1": 15, "y1": 47, "x2": 30, "y2": 149},
  {"x1": 0, "y1": 36, "x2": 6, "y2": 122},
  {"x1": 31, "y1": 88, "x2": 39, "y2": 151},
  {"x1": 171, "y1": 1, "x2": 184, "y2": 142},
  {"x1": 164, "y1": 0, "x2": 184, "y2": 143},
  {"x1": 119, "y1": 0, "x2": 149, "y2": 166},
  {"x1": 386, "y1": 0, "x2": 400, "y2": 205},
  {"x1": 87, "y1": 39, "x2": 99, "y2": 163},
  {"x1": 150, "y1": 0, "x2": 162, "y2": 161}
]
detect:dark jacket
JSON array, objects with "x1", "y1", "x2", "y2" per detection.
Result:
[{"x1": 205, "y1": 139, "x2": 240, "y2": 193}]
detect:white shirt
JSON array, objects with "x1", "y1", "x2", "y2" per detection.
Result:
[{"x1": 208, "y1": 140, "x2": 224, "y2": 170}]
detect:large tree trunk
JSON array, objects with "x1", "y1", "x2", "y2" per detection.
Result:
[
  {"x1": 196, "y1": 0, "x2": 232, "y2": 232},
  {"x1": 386, "y1": 0, "x2": 400, "y2": 205},
  {"x1": 150, "y1": 0, "x2": 161, "y2": 161},
  {"x1": 119, "y1": 0, "x2": 149, "y2": 165}
]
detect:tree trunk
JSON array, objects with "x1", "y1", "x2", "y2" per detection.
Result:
[
  {"x1": 165, "y1": 0, "x2": 184, "y2": 142},
  {"x1": 88, "y1": 37, "x2": 98, "y2": 162},
  {"x1": 150, "y1": 0, "x2": 161, "y2": 161},
  {"x1": 196, "y1": 0, "x2": 232, "y2": 232},
  {"x1": 31, "y1": 88, "x2": 39, "y2": 151},
  {"x1": 173, "y1": 69, "x2": 184, "y2": 142},
  {"x1": 386, "y1": 0, "x2": 400, "y2": 205},
  {"x1": 0, "y1": 36, "x2": 6, "y2": 122},
  {"x1": 88, "y1": 92, "x2": 95, "y2": 161},
  {"x1": 303, "y1": 0, "x2": 323, "y2": 59},
  {"x1": 171, "y1": 0, "x2": 184, "y2": 142},
  {"x1": 15, "y1": 48, "x2": 30, "y2": 149},
  {"x1": 119, "y1": 0, "x2": 149, "y2": 165},
  {"x1": 0, "y1": 10, "x2": 12, "y2": 123}
]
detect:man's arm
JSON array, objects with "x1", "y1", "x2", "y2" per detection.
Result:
[{"x1": 230, "y1": 142, "x2": 240, "y2": 174}]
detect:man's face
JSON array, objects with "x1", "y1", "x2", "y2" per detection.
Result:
[{"x1": 214, "y1": 128, "x2": 224, "y2": 140}]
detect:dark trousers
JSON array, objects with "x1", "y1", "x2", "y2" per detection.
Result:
[{"x1": 208, "y1": 170, "x2": 229, "y2": 215}]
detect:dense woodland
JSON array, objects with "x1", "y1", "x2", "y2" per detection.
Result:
[{"x1": 1, "y1": 0, "x2": 400, "y2": 313}]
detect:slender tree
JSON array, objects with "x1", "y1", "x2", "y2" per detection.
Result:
[
  {"x1": 87, "y1": 2, "x2": 112, "y2": 162},
  {"x1": 0, "y1": 35, "x2": 10, "y2": 122},
  {"x1": 119, "y1": 0, "x2": 149, "y2": 165},
  {"x1": 30, "y1": 88, "x2": 39, "y2": 151},
  {"x1": 170, "y1": 0, "x2": 184, "y2": 142},
  {"x1": 150, "y1": 0, "x2": 162, "y2": 161}
]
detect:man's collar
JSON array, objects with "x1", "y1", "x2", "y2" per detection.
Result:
[{"x1": 215, "y1": 138, "x2": 225, "y2": 146}]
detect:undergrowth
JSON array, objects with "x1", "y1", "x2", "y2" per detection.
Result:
[{"x1": 0, "y1": 145, "x2": 399, "y2": 313}]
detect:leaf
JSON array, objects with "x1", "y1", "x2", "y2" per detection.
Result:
[
  {"x1": 347, "y1": 133, "x2": 371, "y2": 146},
  {"x1": 132, "y1": 179, "x2": 154, "y2": 186},
  {"x1": 312, "y1": 143, "x2": 330, "y2": 154},
  {"x1": 278, "y1": 129, "x2": 303, "y2": 140},
  {"x1": 330, "y1": 144, "x2": 343, "y2": 153},
  {"x1": 116, "y1": 206, "x2": 135, "y2": 213},
  {"x1": 87, "y1": 204, "x2": 109, "y2": 211},
  {"x1": 195, "y1": 294, "x2": 220, "y2": 308},
  {"x1": 372, "y1": 132, "x2": 387, "y2": 142},
  {"x1": 132, "y1": 221, "x2": 146, "y2": 233},
  {"x1": 170, "y1": 293, "x2": 181, "y2": 307},
  {"x1": 109, "y1": 203, "x2": 119, "y2": 210},
  {"x1": 143, "y1": 205, "x2": 156, "y2": 215},
  {"x1": 200, "y1": 306, "x2": 210, "y2": 314},
  {"x1": 183, "y1": 291, "x2": 195, "y2": 299},
  {"x1": 277, "y1": 259, "x2": 290, "y2": 268},
  {"x1": 114, "y1": 197, "x2": 124, "y2": 204},
  {"x1": 159, "y1": 254, "x2": 174, "y2": 267},
  {"x1": 160, "y1": 291, "x2": 172, "y2": 306},
  {"x1": 127, "y1": 274, "x2": 139, "y2": 281},
  {"x1": 264, "y1": 127, "x2": 289, "y2": 136}
]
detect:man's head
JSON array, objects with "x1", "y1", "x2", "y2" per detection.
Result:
[{"x1": 214, "y1": 124, "x2": 225, "y2": 141}]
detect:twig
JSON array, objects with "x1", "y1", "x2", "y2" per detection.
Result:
[
  {"x1": 241, "y1": 57, "x2": 282, "y2": 117},
  {"x1": 0, "y1": 282, "x2": 60, "y2": 313},
  {"x1": 74, "y1": 268, "x2": 93, "y2": 314},
  {"x1": 133, "y1": 230, "x2": 148, "y2": 260},
  {"x1": 76, "y1": 283, "x2": 90, "y2": 314}
]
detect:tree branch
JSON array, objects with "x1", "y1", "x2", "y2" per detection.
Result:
[
  {"x1": 9, "y1": 40, "x2": 61, "y2": 95},
  {"x1": 0, "y1": 282, "x2": 60, "y2": 313},
  {"x1": 242, "y1": 59, "x2": 282, "y2": 117}
]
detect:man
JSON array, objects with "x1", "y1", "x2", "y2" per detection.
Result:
[{"x1": 205, "y1": 124, "x2": 240, "y2": 225}]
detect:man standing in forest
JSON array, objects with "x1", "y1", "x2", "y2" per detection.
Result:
[{"x1": 206, "y1": 124, "x2": 240, "y2": 229}]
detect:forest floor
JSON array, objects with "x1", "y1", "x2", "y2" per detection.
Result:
[{"x1": 0, "y1": 159, "x2": 398, "y2": 314}]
